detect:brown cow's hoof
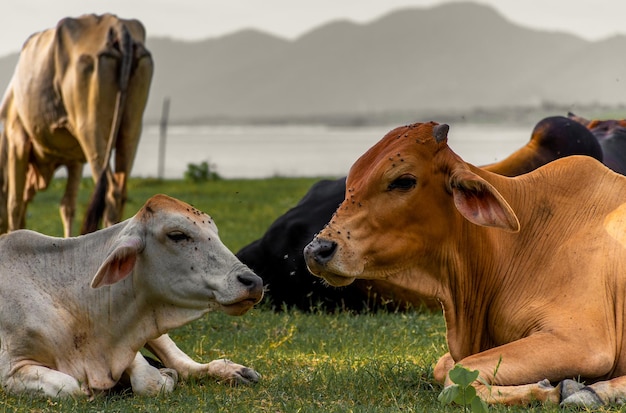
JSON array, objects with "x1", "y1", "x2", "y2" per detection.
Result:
[
  {"x1": 559, "y1": 379, "x2": 585, "y2": 400},
  {"x1": 560, "y1": 386, "x2": 603, "y2": 408}
]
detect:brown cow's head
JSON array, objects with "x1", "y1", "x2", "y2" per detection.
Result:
[{"x1": 304, "y1": 122, "x2": 519, "y2": 291}]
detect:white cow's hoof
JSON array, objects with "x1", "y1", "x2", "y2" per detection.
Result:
[
  {"x1": 208, "y1": 359, "x2": 260, "y2": 385},
  {"x1": 236, "y1": 367, "x2": 261, "y2": 385},
  {"x1": 160, "y1": 368, "x2": 178, "y2": 392}
]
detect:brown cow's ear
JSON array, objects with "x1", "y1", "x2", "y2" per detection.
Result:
[
  {"x1": 433, "y1": 123, "x2": 450, "y2": 143},
  {"x1": 449, "y1": 169, "x2": 520, "y2": 232},
  {"x1": 90, "y1": 236, "x2": 144, "y2": 288}
]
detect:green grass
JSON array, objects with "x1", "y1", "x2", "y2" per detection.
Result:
[{"x1": 1, "y1": 177, "x2": 603, "y2": 412}]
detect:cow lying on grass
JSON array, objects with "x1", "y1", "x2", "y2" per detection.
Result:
[
  {"x1": 0, "y1": 194, "x2": 263, "y2": 398},
  {"x1": 239, "y1": 115, "x2": 601, "y2": 312},
  {"x1": 568, "y1": 112, "x2": 626, "y2": 175},
  {"x1": 305, "y1": 122, "x2": 626, "y2": 407}
]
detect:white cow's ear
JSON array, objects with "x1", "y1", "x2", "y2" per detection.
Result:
[
  {"x1": 449, "y1": 169, "x2": 520, "y2": 233},
  {"x1": 91, "y1": 236, "x2": 144, "y2": 288}
]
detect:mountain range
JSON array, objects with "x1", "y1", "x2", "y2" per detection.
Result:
[{"x1": 0, "y1": 1, "x2": 624, "y2": 125}]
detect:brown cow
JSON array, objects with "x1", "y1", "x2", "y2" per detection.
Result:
[
  {"x1": 305, "y1": 122, "x2": 626, "y2": 407},
  {"x1": 238, "y1": 115, "x2": 601, "y2": 312},
  {"x1": 0, "y1": 14, "x2": 153, "y2": 237}
]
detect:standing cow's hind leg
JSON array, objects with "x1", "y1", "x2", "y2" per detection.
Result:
[
  {"x1": 6, "y1": 122, "x2": 31, "y2": 232},
  {"x1": 60, "y1": 162, "x2": 83, "y2": 237}
]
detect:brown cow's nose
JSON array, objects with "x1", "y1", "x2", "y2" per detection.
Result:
[{"x1": 305, "y1": 238, "x2": 338, "y2": 265}]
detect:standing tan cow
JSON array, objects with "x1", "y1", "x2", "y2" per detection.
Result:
[
  {"x1": 305, "y1": 122, "x2": 626, "y2": 407},
  {"x1": 0, "y1": 13, "x2": 153, "y2": 237}
]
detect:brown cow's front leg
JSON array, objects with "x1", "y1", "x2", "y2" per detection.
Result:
[
  {"x1": 449, "y1": 333, "x2": 613, "y2": 405},
  {"x1": 437, "y1": 352, "x2": 561, "y2": 405},
  {"x1": 473, "y1": 379, "x2": 562, "y2": 405},
  {"x1": 434, "y1": 352, "x2": 455, "y2": 383}
]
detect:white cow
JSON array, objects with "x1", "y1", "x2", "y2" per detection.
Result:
[{"x1": 0, "y1": 194, "x2": 264, "y2": 398}]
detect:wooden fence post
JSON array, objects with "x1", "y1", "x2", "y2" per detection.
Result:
[{"x1": 158, "y1": 97, "x2": 170, "y2": 179}]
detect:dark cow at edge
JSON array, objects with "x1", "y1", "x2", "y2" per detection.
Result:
[
  {"x1": 237, "y1": 116, "x2": 601, "y2": 311},
  {"x1": 568, "y1": 112, "x2": 626, "y2": 175}
]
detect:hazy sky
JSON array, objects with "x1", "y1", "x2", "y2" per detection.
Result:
[{"x1": 1, "y1": 0, "x2": 623, "y2": 57}]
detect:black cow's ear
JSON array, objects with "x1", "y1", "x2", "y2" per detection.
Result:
[{"x1": 449, "y1": 168, "x2": 520, "y2": 232}]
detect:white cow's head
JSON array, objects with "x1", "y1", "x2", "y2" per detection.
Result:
[{"x1": 90, "y1": 194, "x2": 263, "y2": 316}]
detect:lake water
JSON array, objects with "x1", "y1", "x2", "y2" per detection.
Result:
[{"x1": 129, "y1": 123, "x2": 532, "y2": 179}]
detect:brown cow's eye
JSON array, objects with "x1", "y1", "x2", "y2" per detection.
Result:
[
  {"x1": 167, "y1": 231, "x2": 191, "y2": 242},
  {"x1": 388, "y1": 176, "x2": 417, "y2": 191}
]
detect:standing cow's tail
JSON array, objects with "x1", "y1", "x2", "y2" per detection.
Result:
[{"x1": 81, "y1": 24, "x2": 133, "y2": 234}]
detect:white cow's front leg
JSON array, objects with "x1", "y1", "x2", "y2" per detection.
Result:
[
  {"x1": 125, "y1": 352, "x2": 178, "y2": 396},
  {"x1": 146, "y1": 334, "x2": 260, "y2": 385},
  {"x1": 4, "y1": 364, "x2": 86, "y2": 398}
]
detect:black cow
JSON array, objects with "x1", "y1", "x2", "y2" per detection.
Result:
[
  {"x1": 568, "y1": 112, "x2": 626, "y2": 175},
  {"x1": 236, "y1": 177, "x2": 360, "y2": 311}
]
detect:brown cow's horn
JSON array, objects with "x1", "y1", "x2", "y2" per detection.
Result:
[{"x1": 433, "y1": 123, "x2": 450, "y2": 143}]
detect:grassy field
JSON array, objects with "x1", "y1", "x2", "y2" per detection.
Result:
[{"x1": 0, "y1": 177, "x2": 597, "y2": 412}]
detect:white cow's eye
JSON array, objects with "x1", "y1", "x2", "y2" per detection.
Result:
[{"x1": 167, "y1": 231, "x2": 191, "y2": 242}]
